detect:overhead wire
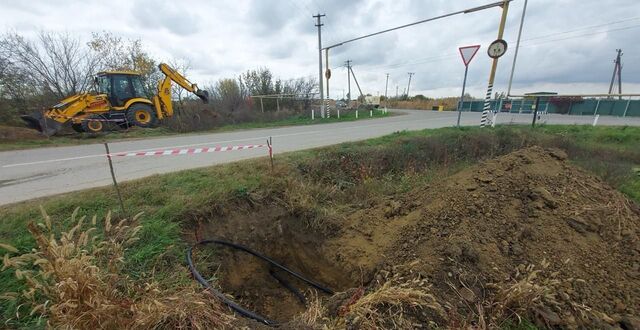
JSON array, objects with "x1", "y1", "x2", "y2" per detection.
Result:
[{"x1": 345, "y1": 19, "x2": 640, "y2": 75}]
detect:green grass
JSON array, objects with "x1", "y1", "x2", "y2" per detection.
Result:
[
  {"x1": 0, "y1": 109, "x2": 390, "y2": 151},
  {"x1": 1, "y1": 125, "x2": 638, "y2": 327}
]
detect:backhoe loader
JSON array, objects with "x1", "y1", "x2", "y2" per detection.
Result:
[{"x1": 21, "y1": 63, "x2": 209, "y2": 136}]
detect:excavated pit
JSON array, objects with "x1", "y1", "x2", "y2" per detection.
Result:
[{"x1": 190, "y1": 209, "x2": 358, "y2": 323}]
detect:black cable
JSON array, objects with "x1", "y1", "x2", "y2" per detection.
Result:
[
  {"x1": 186, "y1": 239, "x2": 334, "y2": 326},
  {"x1": 269, "y1": 268, "x2": 307, "y2": 306}
]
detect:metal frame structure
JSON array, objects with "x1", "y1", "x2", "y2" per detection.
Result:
[{"x1": 316, "y1": 1, "x2": 512, "y2": 114}]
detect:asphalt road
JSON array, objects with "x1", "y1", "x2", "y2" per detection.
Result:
[{"x1": 2, "y1": 110, "x2": 640, "y2": 205}]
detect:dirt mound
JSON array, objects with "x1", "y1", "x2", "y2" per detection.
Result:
[
  {"x1": 0, "y1": 125, "x2": 43, "y2": 141},
  {"x1": 386, "y1": 146, "x2": 640, "y2": 325},
  {"x1": 193, "y1": 146, "x2": 640, "y2": 328}
]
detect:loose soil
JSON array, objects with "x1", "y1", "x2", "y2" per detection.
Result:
[
  {"x1": 0, "y1": 125, "x2": 44, "y2": 141},
  {"x1": 189, "y1": 146, "x2": 640, "y2": 328}
]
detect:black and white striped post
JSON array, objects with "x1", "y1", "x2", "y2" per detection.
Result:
[
  {"x1": 480, "y1": 0, "x2": 510, "y2": 128},
  {"x1": 480, "y1": 83, "x2": 494, "y2": 127}
]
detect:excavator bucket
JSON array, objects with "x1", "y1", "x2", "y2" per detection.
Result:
[
  {"x1": 21, "y1": 112, "x2": 64, "y2": 136},
  {"x1": 195, "y1": 89, "x2": 209, "y2": 104}
]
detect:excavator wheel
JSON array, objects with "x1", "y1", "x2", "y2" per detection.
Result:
[
  {"x1": 126, "y1": 104, "x2": 158, "y2": 128},
  {"x1": 71, "y1": 123, "x2": 84, "y2": 133},
  {"x1": 81, "y1": 116, "x2": 107, "y2": 134}
]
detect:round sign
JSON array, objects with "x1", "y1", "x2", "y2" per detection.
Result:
[
  {"x1": 325, "y1": 69, "x2": 331, "y2": 79},
  {"x1": 488, "y1": 39, "x2": 508, "y2": 59}
]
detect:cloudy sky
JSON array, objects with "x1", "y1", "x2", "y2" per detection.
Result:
[{"x1": 1, "y1": 0, "x2": 639, "y2": 98}]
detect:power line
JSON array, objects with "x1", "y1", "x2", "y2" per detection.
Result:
[
  {"x1": 519, "y1": 24, "x2": 640, "y2": 46},
  {"x1": 323, "y1": 0, "x2": 509, "y2": 50},
  {"x1": 521, "y1": 16, "x2": 640, "y2": 42},
  {"x1": 343, "y1": 22, "x2": 640, "y2": 74}
]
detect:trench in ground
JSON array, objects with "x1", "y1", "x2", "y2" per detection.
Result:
[{"x1": 187, "y1": 207, "x2": 358, "y2": 322}]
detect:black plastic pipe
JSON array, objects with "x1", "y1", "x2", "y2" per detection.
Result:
[{"x1": 186, "y1": 239, "x2": 334, "y2": 326}]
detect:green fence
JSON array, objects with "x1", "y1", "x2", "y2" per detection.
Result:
[{"x1": 458, "y1": 98, "x2": 640, "y2": 117}]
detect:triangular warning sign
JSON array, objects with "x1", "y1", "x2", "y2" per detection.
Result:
[{"x1": 459, "y1": 45, "x2": 481, "y2": 66}]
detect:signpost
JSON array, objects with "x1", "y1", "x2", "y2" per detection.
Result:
[{"x1": 457, "y1": 45, "x2": 481, "y2": 127}]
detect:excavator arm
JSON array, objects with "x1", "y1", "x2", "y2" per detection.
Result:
[
  {"x1": 153, "y1": 63, "x2": 209, "y2": 119},
  {"x1": 21, "y1": 93, "x2": 99, "y2": 136}
]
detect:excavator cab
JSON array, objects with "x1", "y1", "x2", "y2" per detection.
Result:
[{"x1": 95, "y1": 72, "x2": 150, "y2": 107}]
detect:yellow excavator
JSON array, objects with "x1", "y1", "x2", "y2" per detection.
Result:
[{"x1": 21, "y1": 63, "x2": 209, "y2": 136}]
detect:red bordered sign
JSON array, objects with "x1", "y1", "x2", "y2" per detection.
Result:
[{"x1": 458, "y1": 45, "x2": 481, "y2": 66}]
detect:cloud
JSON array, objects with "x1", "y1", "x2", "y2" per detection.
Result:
[
  {"x1": 0, "y1": 0, "x2": 638, "y2": 98},
  {"x1": 130, "y1": 0, "x2": 201, "y2": 36}
]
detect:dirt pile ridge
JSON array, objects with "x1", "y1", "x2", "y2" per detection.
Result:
[{"x1": 197, "y1": 146, "x2": 640, "y2": 328}]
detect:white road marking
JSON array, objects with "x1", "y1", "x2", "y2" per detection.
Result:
[{"x1": 3, "y1": 115, "x2": 456, "y2": 168}]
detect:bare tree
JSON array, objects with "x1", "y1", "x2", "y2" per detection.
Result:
[
  {"x1": 1, "y1": 31, "x2": 100, "y2": 98},
  {"x1": 211, "y1": 78, "x2": 245, "y2": 112},
  {"x1": 88, "y1": 31, "x2": 161, "y2": 95}
]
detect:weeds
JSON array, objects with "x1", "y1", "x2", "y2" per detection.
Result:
[
  {"x1": 328, "y1": 276, "x2": 444, "y2": 329},
  {"x1": 1, "y1": 208, "x2": 234, "y2": 329},
  {"x1": 477, "y1": 260, "x2": 602, "y2": 329}
]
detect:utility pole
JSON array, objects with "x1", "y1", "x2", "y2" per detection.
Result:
[
  {"x1": 480, "y1": 0, "x2": 510, "y2": 127},
  {"x1": 314, "y1": 13, "x2": 326, "y2": 117},
  {"x1": 384, "y1": 73, "x2": 389, "y2": 103},
  {"x1": 396, "y1": 85, "x2": 399, "y2": 99},
  {"x1": 507, "y1": 0, "x2": 528, "y2": 96},
  {"x1": 608, "y1": 49, "x2": 623, "y2": 99},
  {"x1": 349, "y1": 66, "x2": 364, "y2": 99},
  {"x1": 325, "y1": 49, "x2": 330, "y2": 102},
  {"x1": 406, "y1": 72, "x2": 414, "y2": 99},
  {"x1": 345, "y1": 60, "x2": 352, "y2": 103}
]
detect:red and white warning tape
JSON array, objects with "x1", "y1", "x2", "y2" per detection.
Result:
[{"x1": 112, "y1": 144, "x2": 270, "y2": 157}]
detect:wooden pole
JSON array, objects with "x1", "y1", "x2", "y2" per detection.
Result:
[
  {"x1": 104, "y1": 142, "x2": 127, "y2": 218},
  {"x1": 267, "y1": 137, "x2": 274, "y2": 170}
]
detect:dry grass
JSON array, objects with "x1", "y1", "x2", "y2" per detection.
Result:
[
  {"x1": 326, "y1": 277, "x2": 444, "y2": 329},
  {"x1": 388, "y1": 97, "x2": 460, "y2": 111},
  {"x1": 1, "y1": 207, "x2": 235, "y2": 329},
  {"x1": 475, "y1": 260, "x2": 604, "y2": 329},
  {"x1": 293, "y1": 291, "x2": 327, "y2": 329},
  {"x1": 484, "y1": 260, "x2": 562, "y2": 328}
]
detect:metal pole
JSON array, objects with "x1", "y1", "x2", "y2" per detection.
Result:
[
  {"x1": 384, "y1": 73, "x2": 389, "y2": 106},
  {"x1": 406, "y1": 72, "x2": 414, "y2": 98},
  {"x1": 623, "y1": 97, "x2": 631, "y2": 117},
  {"x1": 346, "y1": 60, "x2": 352, "y2": 104},
  {"x1": 457, "y1": 65, "x2": 469, "y2": 128},
  {"x1": 103, "y1": 142, "x2": 127, "y2": 218},
  {"x1": 480, "y1": 0, "x2": 510, "y2": 127},
  {"x1": 507, "y1": 0, "x2": 527, "y2": 96},
  {"x1": 608, "y1": 49, "x2": 620, "y2": 98},
  {"x1": 314, "y1": 14, "x2": 326, "y2": 118},
  {"x1": 531, "y1": 97, "x2": 540, "y2": 127},
  {"x1": 617, "y1": 50, "x2": 623, "y2": 100},
  {"x1": 350, "y1": 66, "x2": 364, "y2": 99},
  {"x1": 325, "y1": 49, "x2": 330, "y2": 101},
  {"x1": 260, "y1": 97, "x2": 264, "y2": 113}
]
